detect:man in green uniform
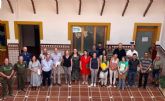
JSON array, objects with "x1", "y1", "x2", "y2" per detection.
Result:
[
  {"x1": 14, "y1": 56, "x2": 27, "y2": 92},
  {"x1": 0, "y1": 58, "x2": 14, "y2": 100}
]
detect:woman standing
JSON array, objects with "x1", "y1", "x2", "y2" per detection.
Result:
[
  {"x1": 98, "y1": 49, "x2": 107, "y2": 78},
  {"x1": 80, "y1": 50, "x2": 91, "y2": 85},
  {"x1": 99, "y1": 49, "x2": 107, "y2": 63},
  {"x1": 100, "y1": 55, "x2": 109, "y2": 87},
  {"x1": 109, "y1": 54, "x2": 119, "y2": 87},
  {"x1": 62, "y1": 50, "x2": 72, "y2": 85},
  {"x1": 90, "y1": 52, "x2": 99, "y2": 87},
  {"x1": 29, "y1": 55, "x2": 42, "y2": 90},
  {"x1": 71, "y1": 49, "x2": 80, "y2": 83},
  {"x1": 118, "y1": 57, "x2": 128, "y2": 90}
]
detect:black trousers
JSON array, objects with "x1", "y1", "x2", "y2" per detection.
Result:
[
  {"x1": 42, "y1": 70, "x2": 52, "y2": 86},
  {"x1": 138, "y1": 72, "x2": 149, "y2": 88}
]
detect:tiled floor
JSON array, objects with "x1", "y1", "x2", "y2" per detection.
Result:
[{"x1": 3, "y1": 82, "x2": 165, "y2": 101}]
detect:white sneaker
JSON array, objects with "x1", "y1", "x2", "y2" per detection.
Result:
[
  {"x1": 85, "y1": 81, "x2": 88, "y2": 85},
  {"x1": 108, "y1": 85, "x2": 112, "y2": 88},
  {"x1": 114, "y1": 85, "x2": 116, "y2": 88},
  {"x1": 82, "y1": 81, "x2": 85, "y2": 85},
  {"x1": 90, "y1": 83, "x2": 93, "y2": 87},
  {"x1": 94, "y1": 83, "x2": 96, "y2": 87}
]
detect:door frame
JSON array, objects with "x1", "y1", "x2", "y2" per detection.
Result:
[
  {"x1": 0, "y1": 21, "x2": 10, "y2": 58},
  {"x1": 68, "y1": 22, "x2": 111, "y2": 51},
  {"x1": 132, "y1": 23, "x2": 161, "y2": 44},
  {"x1": 14, "y1": 21, "x2": 43, "y2": 53}
]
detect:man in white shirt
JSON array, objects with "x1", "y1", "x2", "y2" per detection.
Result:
[
  {"x1": 41, "y1": 53, "x2": 53, "y2": 87},
  {"x1": 51, "y1": 48, "x2": 62, "y2": 86},
  {"x1": 40, "y1": 48, "x2": 48, "y2": 60},
  {"x1": 127, "y1": 45, "x2": 138, "y2": 58}
]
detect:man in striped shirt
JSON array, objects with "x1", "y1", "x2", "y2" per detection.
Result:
[{"x1": 138, "y1": 52, "x2": 152, "y2": 89}]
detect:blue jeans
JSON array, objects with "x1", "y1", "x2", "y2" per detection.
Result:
[
  {"x1": 91, "y1": 69, "x2": 98, "y2": 84},
  {"x1": 152, "y1": 69, "x2": 160, "y2": 81},
  {"x1": 152, "y1": 69, "x2": 160, "y2": 85},
  {"x1": 119, "y1": 78, "x2": 125, "y2": 89},
  {"x1": 128, "y1": 71, "x2": 137, "y2": 86}
]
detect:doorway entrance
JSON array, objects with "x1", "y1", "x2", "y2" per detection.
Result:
[
  {"x1": 68, "y1": 23, "x2": 111, "y2": 52},
  {"x1": 0, "y1": 21, "x2": 9, "y2": 65},
  {"x1": 14, "y1": 21, "x2": 43, "y2": 58},
  {"x1": 133, "y1": 23, "x2": 161, "y2": 58}
]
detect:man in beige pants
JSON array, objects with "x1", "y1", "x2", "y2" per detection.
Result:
[{"x1": 51, "y1": 48, "x2": 62, "y2": 86}]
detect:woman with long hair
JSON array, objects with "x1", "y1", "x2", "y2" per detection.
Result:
[
  {"x1": 80, "y1": 50, "x2": 91, "y2": 85},
  {"x1": 29, "y1": 55, "x2": 42, "y2": 90},
  {"x1": 71, "y1": 49, "x2": 80, "y2": 83}
]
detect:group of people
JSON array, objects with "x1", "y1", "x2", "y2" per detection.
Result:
[{"x1": 0, "y1": 42, "x2": 163, "y2": 100}]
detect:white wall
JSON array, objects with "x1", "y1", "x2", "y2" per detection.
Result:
[
  {"x1": 161, "y1": 16, "x2": 165, "y2": 49},
  {"x1": 0, "y1": 0, "x2": 165, "y2": 45}
]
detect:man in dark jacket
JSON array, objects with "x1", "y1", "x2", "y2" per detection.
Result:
[{"x1": 113, "y1": 43, "x2": 126, "y2": 61}]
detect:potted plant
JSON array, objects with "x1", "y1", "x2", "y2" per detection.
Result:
[{"x1": 159, "y1": 76, "x2": 165, "y2": 96}]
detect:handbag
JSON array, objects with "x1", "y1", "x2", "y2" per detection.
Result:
[{"x1": 99, "y1": 71, "x2": 105, "y2": 79}]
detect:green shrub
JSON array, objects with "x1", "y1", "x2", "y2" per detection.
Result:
[{"x1": 160, "y1": 76, "x2": 165, "y2": 89}]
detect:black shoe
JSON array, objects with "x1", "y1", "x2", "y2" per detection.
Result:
[{"x1": 138, "y1": 85, "x2": 141, "y2": 88}]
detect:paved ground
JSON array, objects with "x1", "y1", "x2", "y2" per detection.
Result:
[{"x1": 1, "y1": 82, "x2": 164, "y2": 101}]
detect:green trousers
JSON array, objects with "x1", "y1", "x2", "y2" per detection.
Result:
[
  {"x1": 17, "y1": 73, "x2": 25, "y2": 90},
  {"x1": 1, "y1": 78, "x2": 13, "y2": 97}
]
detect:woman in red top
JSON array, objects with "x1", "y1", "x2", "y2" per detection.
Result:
[{"x1": 80, "y1": 50, "x2": 91, "y2": 85}]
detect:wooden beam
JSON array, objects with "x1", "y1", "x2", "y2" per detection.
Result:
[
  {"x1": 100, "y1": 0, "x2": 105, "y2": 16},
  {"x1": 78, "y1": 0, "x2": 82, "y2": 15},
  {"x1": 143, "y1": 0, "x2": 153, "y2": 17},
  {"x1": 31, "y1": 0, "x2": 36, "y2": 14},
  {"x1": 122, "y1": 0, "x2": 129, "y2": 16},
  {"x1": 55, "y1": 0, "x2": 59, "y2": 14},
  {"x1": 6, "y1": 0, "x2": 14, "y2": 14}
]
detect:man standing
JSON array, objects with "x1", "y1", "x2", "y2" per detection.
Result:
[
  {"x1": 107, "y1": 46, "x2": 113, "y2": 61},
  {"x1": 20, "y1": 47, "x2": 31, "y2": 83},
  {"x1": 113, "y1": 43, "x2": 126, "y2": 61},
  {"x1": 128, "y1": 53, "x2": 140, "y2": 87},
  {"x1": 96, "y1": 42, "x2": 104, "y2": 57},
  {"x1": 51, "y1": 48, "x2": 62, "y2": 86},
  {"x1": 0, "y1": 58, "x2": 14, "y2": 100},
  {"x1": 20, "y1": 47, "x2": 31, "y2": 65},
  {"x1": 126, "y1": 45, "x2": 138, "y2": 59},
  {"x1": 138, "y1": 52, "x2": 152, "y2": 89},
  {"x1": 89, "y1": 45, "x2": 98, "y2": 57},
  {"x1": 152, "y1": 55, "x2": 162, "y2": 87},
  {"x1": 40, "y1": 48, "x2": 48, "y2": 60},
  {"x1": 14, "y1": 56, "x2": 27, "y2": 92},
  {"x1": 41, "y1": 53, "x2": 53, "y2": 87}
]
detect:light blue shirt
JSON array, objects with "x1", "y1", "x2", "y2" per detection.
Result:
[
  {"x1": 51, "y1": 52, "x2": 62, "y2": 65},
  {"x1": 41, "y1": 59, "x2": 53, "y2": 72}
]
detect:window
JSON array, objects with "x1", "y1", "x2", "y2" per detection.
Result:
[{"x1": 68, "y1": 23, "x2": 110, "y2": 52}]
